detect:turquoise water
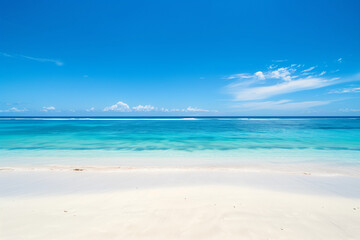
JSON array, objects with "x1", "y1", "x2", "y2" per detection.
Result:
[{"x1": 1, "y1": 117, "x2": 360, "y2": 170}]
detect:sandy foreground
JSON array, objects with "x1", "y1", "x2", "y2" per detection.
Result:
[{"x1": 0, "y1": 168, "x2": 360, "y2": 240}]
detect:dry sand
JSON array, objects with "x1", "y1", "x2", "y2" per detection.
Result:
[{"x1": 1, "y1": 168, "x2": 360, "y2": 240}]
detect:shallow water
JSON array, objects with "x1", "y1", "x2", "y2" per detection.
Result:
[{"x1": 1, "y1": 117, "x2": 360, "y2": 170}]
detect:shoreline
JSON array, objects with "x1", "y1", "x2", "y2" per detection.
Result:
[
  {"x1": 2, "y1": 167, "x2": 360, "y2": 198},
  {"x1": 2, "y1": 163, "x2": 360, "y2": 177}
]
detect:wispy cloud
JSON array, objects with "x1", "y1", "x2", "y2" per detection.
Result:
[
  {"x1": 20, "y1": 55, "x2": 63, "y2": 66},
  {"x1": 225, "y1": 64, "x2": 343, "y2": 101},
  {"x1": 339, "y1": 108, "x2": 360, "y2": 112},
  {"x1": 225, "y1": 73, "x2": 253, "y2": 80},
  {"x1": 223, "y1": 62, "x2": 360, "y2": 111},
  {"x1": 41, "y1": 106, "x2": 56, "y2": 112},
  {"x1": 0, "y1": 52, "x2": 13, "y2": 58},
  {"x1": 272, "y1": 59, "x2": 288, "y2": 63},
  {"x1": 337, "y1": 58, "x2": 343, "y2": 63},
  {"x1": 0, "y1": 52, "x2": 63, "y2": 66},
  {"x1": 329, "y1": 87, "x2": 360, "y2": 94},
  {"x1": 86, "y1": 107, "x2": 95, "y2": 112},
  {"x1": 239, "y1": 100, "x2": 331, "y2": 110},
  {"x1": 229, "y1": 76, "x2": 334, "y2": 101},
  {"x1": 0, "y1": 107, "x2": 28, "y2": 113},
  {"x1": 302, "y1": 66, "x2": 316, "y2": 73}
]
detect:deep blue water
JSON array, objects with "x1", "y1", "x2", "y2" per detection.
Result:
[{"x1": 0, "y1": 117, "x2": 360, "y2": 168}]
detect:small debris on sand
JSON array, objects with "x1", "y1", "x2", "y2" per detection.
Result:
[{"x1": 73, "y1": 168, "x2": 84, "y2": 171}]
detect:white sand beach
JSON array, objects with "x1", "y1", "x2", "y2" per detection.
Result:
[{"x1": 1, "y1": 168, "x2": 360, "y2": 240}]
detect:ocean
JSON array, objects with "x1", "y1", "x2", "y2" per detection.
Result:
[{"x1": 1, "y1": 117, "x2": 360, "y2": 173}]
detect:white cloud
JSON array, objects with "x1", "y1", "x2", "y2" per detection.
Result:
[
  {"x1": 255, "y1": 71, "x2": 265, "y2": 80},
  {"x1": 0, "y1": 107, "x2": 28, "y2": 113},
  {"x1": 159, "y1": 107, "x2": 170, "y2": 112},
  {"x1": 302, "y1": 66, "x2": 316, "y2": 73},
  {"x1": 103, "y1": 101, "x2": 131, "y2": 112},
  {"x1": 225, "y1": 73, "x2": 252, "y2": 80},
  {"x1": 269, "y1": 67, "x2": 293, "y2": 81},
  {"x1": 268, "y1": 64, "x2": 277, "y2": 69},
  {"x1": 231, "y1": 77, "x2": 332, "y2": 101},
  {"x1": 168, "y1": 108, "x2": 181, "y2": 112},
  {"x1": 226, "y1": 67, "x2": 296, "y2": 88},
  {"x1": 1, "y1": 52, "x2": 63, "y2": 66},
  {"x1": 338, "y1": 58, "x2": 342, "y2": 63},
  {"x1": 185, "y1": 106, "x2": 210, "y2": 112},
  {"x1": 223, "y1": 63, "x2": 360, "y2": 111},
  {"x1": 41, "y1": 106, "x2": 56, "y2": 112},
  {"x1": 10, "y1": 107, "x2": 27, "y2": 112},
  {"x1": 329, "y1": 87, "x2": 360, "y2": 94},
  {"x1": 158, "y1": 107, "x2": 212, "y2": 112},
  {"x1": 103, "y1": 101, "x2": 214, "y2": 113},
  {"x1": 240, "y1": 100, "x2": 331, "y2": 110},
  {"x1": 86, "y1": 107, "x2": 95, "y2": 112},
  {"x1": 225, "y1": 64, "x2": 345, "y2": 101},
  {"x1": 132, "y1": 105, "x2": 155, "y2": 112}
]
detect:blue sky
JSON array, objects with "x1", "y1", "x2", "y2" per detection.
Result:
[{"x1": 0, "y1": 0, "x2": 359, "y2": 116}]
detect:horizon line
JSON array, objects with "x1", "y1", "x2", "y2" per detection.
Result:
[{"x1": 0, "y1": 116, "x2": 359, "y2": 118}]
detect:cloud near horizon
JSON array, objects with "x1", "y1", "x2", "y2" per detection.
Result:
[
  {"x1": 103, "y1": 101, "x2": 131, "y2": 112},
  {"x1": 103, "y1": 101, "x2": 214, "y2": 113},
  {"x1": 0, "y1": 107, "x2": 28, "y2": 113},
  {"x1": 41, "y1": 106, "x2": 56, "y2": 112},
  {"x1": 132, "y1": 105, "x2": 155, "y2": 112}
]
